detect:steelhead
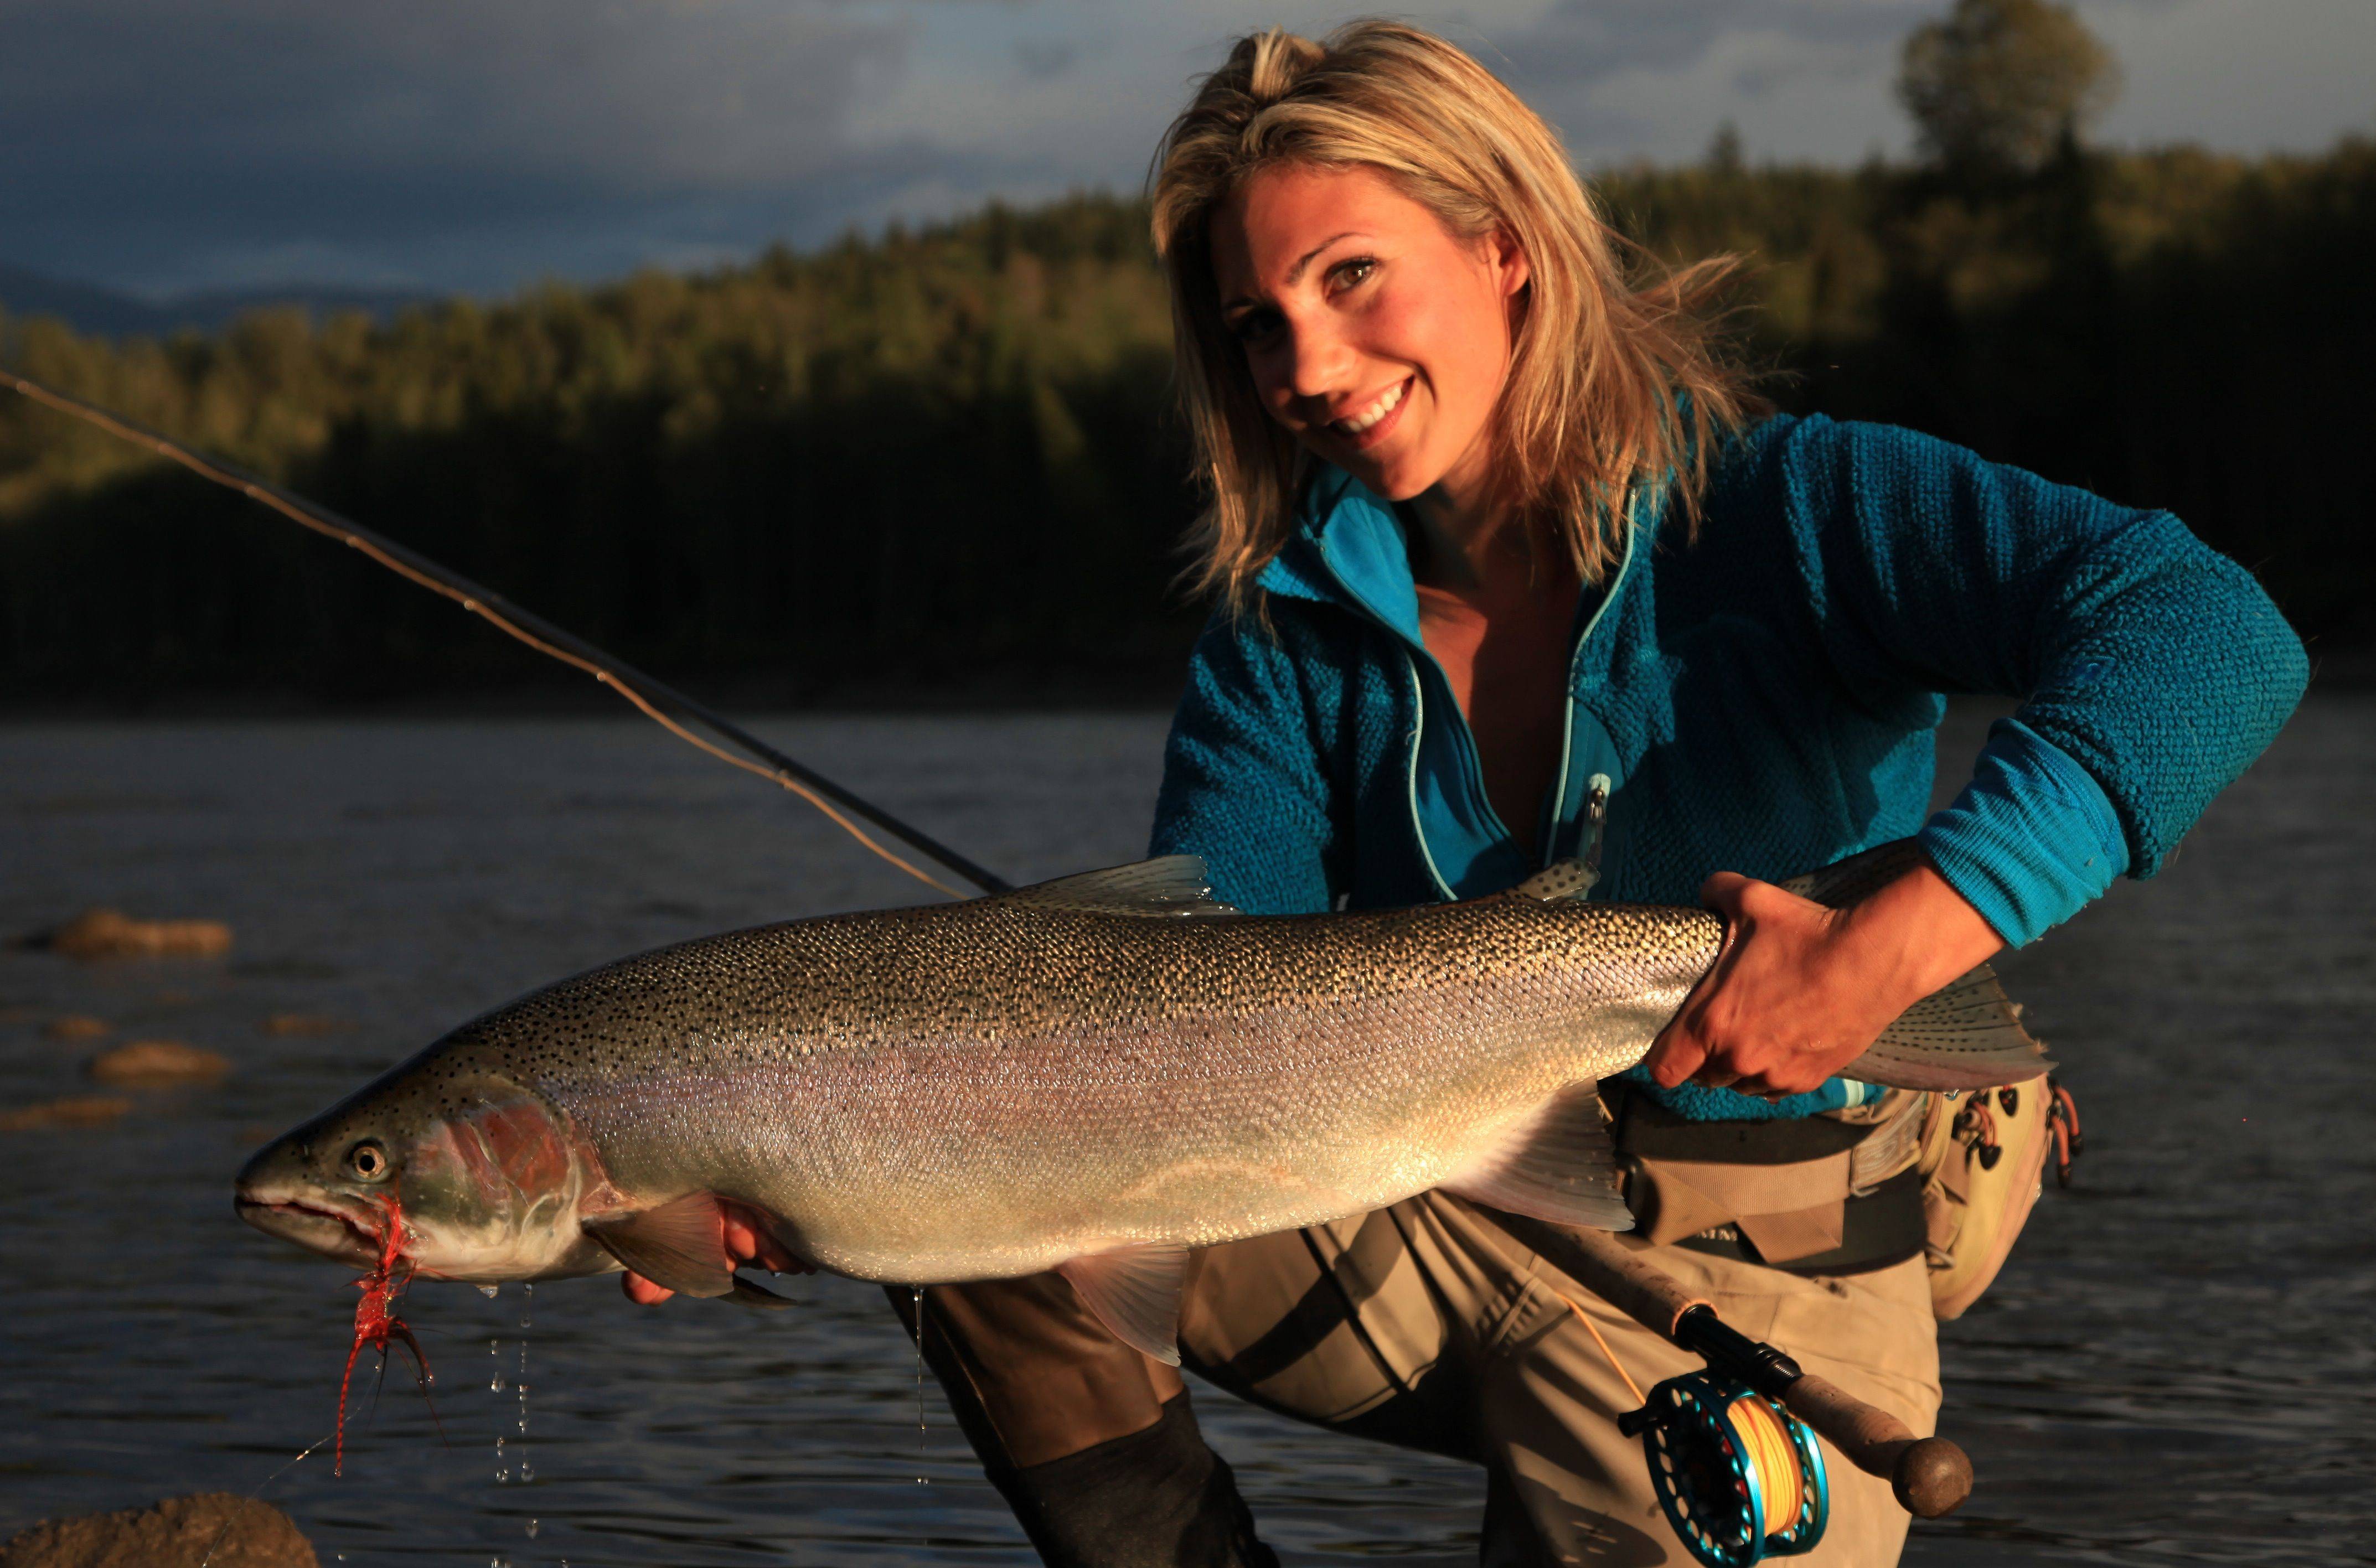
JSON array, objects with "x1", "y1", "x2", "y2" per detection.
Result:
[{"x1": 236, "y1": 844, "x2": 2047, "y2": 1362}]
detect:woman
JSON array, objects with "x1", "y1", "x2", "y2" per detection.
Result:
[{"x1": 639, "y1": 21, "x2": 2306, "y2": 1565}]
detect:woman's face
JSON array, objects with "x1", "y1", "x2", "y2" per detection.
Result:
[{"x1": 1210, "y1": 162, "x2": 1528, "y2": 509}]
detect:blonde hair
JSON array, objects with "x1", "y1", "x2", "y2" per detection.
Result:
[{"x1": 1150, "y1": 20, "x2": 1762, "y2": 608}]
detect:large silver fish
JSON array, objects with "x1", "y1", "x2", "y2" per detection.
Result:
[{"x1": 235, "y1": 845, "x2": 2046, "y2": 1362}]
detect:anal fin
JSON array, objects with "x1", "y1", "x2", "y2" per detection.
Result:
[
  {"x1": 1439, "y1": 1083, "x2": 1633, "y2": 1231},
  {"x1": 583, "y1": 1192, "x2": 735, "y2": 1299},
  {"x1": 1055, "y1": 1243, "x2": 1192, "y2": 1366}
]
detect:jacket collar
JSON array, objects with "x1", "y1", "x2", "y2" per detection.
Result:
[
  {"x1": 1256, "y1": 464, "x2": 1655, "y2": 672},
  {"x1": 1256, "y1": 465, "x2": 1425, "y2": 648}
]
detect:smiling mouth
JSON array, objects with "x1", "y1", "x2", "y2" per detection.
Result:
[{"x1": 1329, "y1": 377, "x2": 1411, "y2": 449}]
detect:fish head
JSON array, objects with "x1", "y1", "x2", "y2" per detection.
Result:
[{"x1": 237, "y1": 1062, "x2": 610, "y2": 1283}]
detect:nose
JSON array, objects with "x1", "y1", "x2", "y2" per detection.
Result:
[{"x1": 1278, "y1": 317, "x2": 1354, "y2": 411}]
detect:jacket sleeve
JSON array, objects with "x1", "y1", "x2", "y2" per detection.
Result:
[
  {"x1": 1770, "y1": 415, "x2": 2308, "y2": 946},
  {"x1": 1149, "y1": 607, "x2": 1344, "y2": 917}
]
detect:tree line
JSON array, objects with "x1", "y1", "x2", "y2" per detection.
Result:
[{"x1": 2, "y1": 138, "x2": 2368, "y2": 705}]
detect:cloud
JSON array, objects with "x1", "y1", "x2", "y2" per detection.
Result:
[
  {"x1": 0, "y1": 0, "x2": 913, "y2": 290},
  {"x1": 1, "y1": 0, "x2": 2368, "y2": 298}
]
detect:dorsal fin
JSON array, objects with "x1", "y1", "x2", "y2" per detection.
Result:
[
  {"x1": 1514, "y1": 860, "x2": 1598, "y2": 903},
  {"x1": 1003, "y1": 856, "x2": 1239, "y2": 918}
]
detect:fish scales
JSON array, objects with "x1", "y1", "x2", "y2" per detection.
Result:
[
  {"x1": 430, "y1": 896, "x2": 1716, "y2": 1280},
  {"x1": 238, "y1": 845, "x2": 2049, "y2": 1360}
]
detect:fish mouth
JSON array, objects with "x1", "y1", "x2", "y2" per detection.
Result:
[{"x1": 235, "y1": 1193, "x2": 381, "y2": 1266}]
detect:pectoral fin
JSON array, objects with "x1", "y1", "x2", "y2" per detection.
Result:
[
  {"x1": 1440, "y1": 1084, "x2": 1633, "y2": 1230},
  {"x1": 1055, "y1": 1243, "x2": 1192, "y2": 1366},
  {"x1": 583, "y1": 1193, "x2": 735, "y2": 1299}
]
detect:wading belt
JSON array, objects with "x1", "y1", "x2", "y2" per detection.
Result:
[{"x1": 1608, "y1": 1083, "x2": 1929, "y2": 1276}]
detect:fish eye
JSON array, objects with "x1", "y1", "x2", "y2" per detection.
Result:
[{"x1": 344, "y1": 1140, "x2": 390, "y2": 1182}]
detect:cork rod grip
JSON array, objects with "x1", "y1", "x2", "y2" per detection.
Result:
[
  {"x1": 1494, "y1": 1214, "x2": 1975, "y2": 1518},
  {"x1": 1776, "y1": 1372, "x2": 1972, "y2": 1518}
]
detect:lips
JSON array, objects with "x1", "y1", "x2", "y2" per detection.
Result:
[
  {"x1": 236, "y1": 1193, "x2": 380, "y2": 1264},
  {"x1": 1327, "y1": 376, "x2": 1412, "y2": 452}
]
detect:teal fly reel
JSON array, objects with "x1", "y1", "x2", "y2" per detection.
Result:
[{"x1": 1620, "y1": 1371, "x2": 1829, "y2": 1568}]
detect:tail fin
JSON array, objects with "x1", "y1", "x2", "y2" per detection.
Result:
[
  {"x1": 1847, "y1": 963, "x2": 2052, "y2": 1091},
  {"x1": 1790, "y1": 840, "x2": 2053, "y2": 1091}
]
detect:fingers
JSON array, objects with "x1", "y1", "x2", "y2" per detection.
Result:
[
  {"x1": 622, "y1": 1271, "x2": 674, "y2": 1305},
  {"x1": 1655, "y1": 871, "x2": 1855, "y2": 1098},
  {"x1": 722, "y1": 1203, "x2": 815, "y2": 1275}
]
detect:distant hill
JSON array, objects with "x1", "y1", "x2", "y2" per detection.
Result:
[{"x1": 0, "y1": 261, "x2": 427, "y2": 338}]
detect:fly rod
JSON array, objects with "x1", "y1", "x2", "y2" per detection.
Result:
[
  {"x1": 11, "y1": 366, "x2": 1975, "y2": 1549},
  {"x1": 0, "y1": 367, "x2": 1009, "y2": 899}
]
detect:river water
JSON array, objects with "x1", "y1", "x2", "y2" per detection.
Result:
[{"x1": 1, "y1": 701, "x2": 2368, "y2": 1566}]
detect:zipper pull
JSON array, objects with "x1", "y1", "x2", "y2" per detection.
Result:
[{"x1": 1578, "y1": 774, "x2": 1611, "y2": 895}]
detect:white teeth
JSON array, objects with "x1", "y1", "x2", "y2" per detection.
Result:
[{"x1": 1335, "y1": 380, "x2": 1404, "y2": 436}]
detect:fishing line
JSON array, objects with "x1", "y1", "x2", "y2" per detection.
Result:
[
  {"x1": 195, "y1": 1430, "x2": 335, "y2": 1568},
  {"x1": 1555, "y1": 1288, "x2": 1825, "y2": 1567},
  {"x1": 0, "y1": 369, "x2": 1010, "y2": 900}
]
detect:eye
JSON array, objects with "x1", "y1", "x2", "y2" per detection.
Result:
[
  {"x1": 1227, "y1": 306, "x2": 1282, "y2": 345},
  {"x1": 344, "y1": 1141, "x2": 390, "y2": 1182},
  {"x1": 1328, "y1": 256, "x2": 1377, "y2": 292}
]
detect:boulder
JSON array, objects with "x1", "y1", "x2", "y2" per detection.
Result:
[
  {"x1": 32, "y1": 909, "x2": 233, "y2": 960},
  {"x1": 0, "y1": 1097, "x2": 132, "y2": 1132},
  {"x1": 259, "y1": 1013, "x2": 345, "y2": 1037},
  {"x1": 86, "y1": 1041, "x2": 232, "y2": 1085},
  {"x1": 0, "y1": 1492, "x2": 316, "y2": 1568}
]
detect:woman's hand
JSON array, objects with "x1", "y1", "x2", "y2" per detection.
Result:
[
  {"x1": 620, "y1": 1200, "x2": 815, "y2": 1304},
  {"x1": 1641, "y1": 859, "x2": 2005, "y2": 1099}
]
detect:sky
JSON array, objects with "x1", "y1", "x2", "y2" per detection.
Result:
[{"x1": 2, "y1": 0, "x2": 2370, "y2": 300}]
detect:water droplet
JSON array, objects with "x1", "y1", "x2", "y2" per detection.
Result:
[
  {"x1": 495, "y1": 1436, "x2": 505, "y2": 1455},
  {"x1": 521, "y1": 1462, "x2": 535, "y2": 1482},
  {"x1": 490, "y1": 1372, "x2": 506, "y2": 1392},
  {"x1": 477, "y1": 1284, "x2": 499, "y2": 1298},
  {"x1": 525, "y1": 1519, "x2": 539, "y2": 1539}
]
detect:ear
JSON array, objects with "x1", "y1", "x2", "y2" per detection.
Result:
[{"x1": 1486, "y1": 225, "x2": 1531, "y2": 299}]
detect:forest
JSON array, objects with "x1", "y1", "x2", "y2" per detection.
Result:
[{"x1": 2, "y1": 136, "x2": 2370, "y2": 706}]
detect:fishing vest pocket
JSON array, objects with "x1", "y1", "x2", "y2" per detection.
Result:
[{"x1": 1916, "y1": 1078, "x2": 2071, "y2": 1320}]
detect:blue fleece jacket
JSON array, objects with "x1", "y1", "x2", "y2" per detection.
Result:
[{"x1": 1148, "y1": 412, "x2": 2308, "y2": 1121}]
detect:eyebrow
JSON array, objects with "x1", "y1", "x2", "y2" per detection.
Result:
[{"x1": 1221, "y1": 231, "x2": 1367, "y2": 313}]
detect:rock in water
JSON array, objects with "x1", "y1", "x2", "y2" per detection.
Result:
[
  {"x1": 86, "y1": 1041, "x2": 232, "y2": 1085},
  {"x1": 29, "y1": 909, "x2": 233, "y2": 960},
  {"x1": 0, "y1": 1097, "x2": 132, "y2": 1132},
  {"x1": 0, "y1": 1492, "x2": 316, "y2": 1568}
]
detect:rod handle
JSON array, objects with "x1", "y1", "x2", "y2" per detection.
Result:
[{"x1": 1777, "y1": 1371, "x2": 1972, "y2": 1518}]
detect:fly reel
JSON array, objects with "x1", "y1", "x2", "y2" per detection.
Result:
[{"x1": 1619, "y1": 1371, "x2": 1829, "y2": 1568}]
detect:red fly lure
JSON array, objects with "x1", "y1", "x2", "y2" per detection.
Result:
[{"x1": 334, "y1": 1191, "x2": 439, "y2": 1475}]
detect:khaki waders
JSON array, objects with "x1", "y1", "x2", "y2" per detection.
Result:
[{"x1": 898, "y1": 1174, "x2": 1941, "y2": 1567}]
